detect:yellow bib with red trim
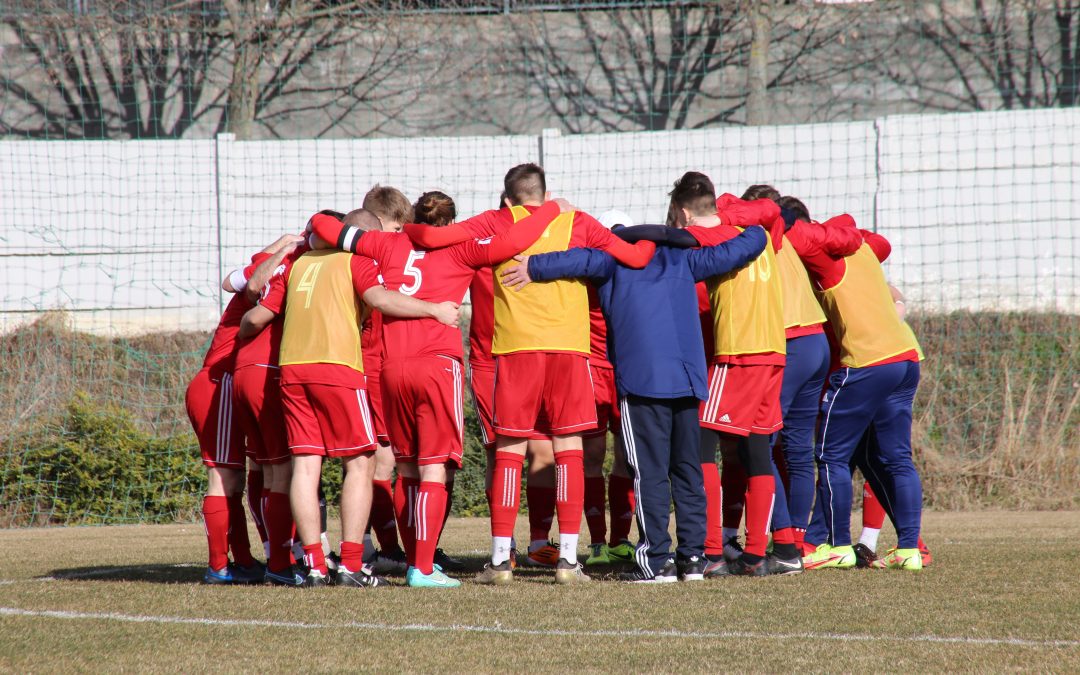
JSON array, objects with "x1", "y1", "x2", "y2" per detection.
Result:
[
  {"x1": 492, "y1": 205, "x2": 590, "y2": 355},
  {"x1": 279, "y1": 250, "x2": 365, "y2": 372},
  {"x1": 816, "y1": 244, "x2": 921, "y2": 367},
  {"x1": 776, "y1": 243, "x2": 826, "y2": 330},
  {"x1": 707, "y1": 229, "x2": 786, "y2": 356}
]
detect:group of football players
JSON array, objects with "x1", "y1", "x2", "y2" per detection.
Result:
[{"x1": 185, "y1": 162, "x2": 930, "y2": 588}]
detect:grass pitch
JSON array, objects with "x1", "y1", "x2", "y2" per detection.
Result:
[{"x1": 1, "y1": 511, "x2": 1078, "y2": 673}]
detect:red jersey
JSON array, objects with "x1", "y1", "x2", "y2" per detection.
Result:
[
  {"x1": 403, "y1": 205, "x2": 654, "y2": 269},
  {"x1": 468, "y1": 267, "x2": 495, "y2": 367},
  {"x1": 203, "y1": 293, "x2": 252, "y2": 374},
  {"x1": 587, "y1": 287, "x2": 611, "y2": 368},
  {"x1": 234, "y1": 247, "x2": 309, "y2": 370},
  {"x1": 202, "y1": 253, "x2": 272, "y2": 373},
  {"x1": 351, "y1": 201, "x2": 561, "y2": 361},
  {"x1": 362, "y1": 307, "x2": 384, "y2": 375},
  {"x1": 279, "y1": 253, "x2": 382, "y2": 388}
]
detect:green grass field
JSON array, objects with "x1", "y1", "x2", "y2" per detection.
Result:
[{"x1": 1, "y1": 511, "x2": 1078, "y2": 672}]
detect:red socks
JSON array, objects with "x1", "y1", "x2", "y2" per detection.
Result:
[
  {"x1": 555, "y1": 450, "x2": 585, "y2": 536},
  {"x1": 246, "y1": 469, "x2": 268, "y2": 546},
  {"x1": 701, "y1": 462, "x2": 724, "y2": 556},
  {"x1": 743, "y1": 475, "x2": 776, "y2": 557},
  {"x1": 490, "y1": 452, "x2": 524, "y2": 538},
  {"x1": 583, "y1": 476, "x2": 607, "y2": 545},
  {"x1": 340, "y1": 540, "x2": 364, "y2": 573},
  {"x1": 607, "y1": 474, "x2": 635, "y2": 546},
  {"x1": 226, "y1": 494, "x2": 255, "y2": 567},
  {"x1": 266, "y1": 491, "x2": 295, "y2": 572},
  {"x1": 862, "y1": 482, "x2": 886, "y2": 529},
  {"x1": 394, "y1": 476, "x2": 420, "y2": 566},
  {"x1": 720, "y1": 459, "x2": 747, "y2": 530},
  {"x1": 302, "y1": 543, "x2": 327, "y2": 576},
  {"x1": 202, "y1": 495, "x2": 230, "y2": 571},
  {"x1": 371, "y1": 478, "x2": 401, "y2": 553},
  {"x1": 414, "y1": 481, "x2": 448, "y2": 575},
  {"x1": 773, "y1": 526, "x2": 796, "y2": 546},
  {"x1": 526, "y1": 485, "x2": 555, "y2": 542}
]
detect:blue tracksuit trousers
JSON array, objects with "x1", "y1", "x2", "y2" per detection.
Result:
[
  {"x1": 619, "y1": 395, "x2": 706, "y2": 577},
  {"x1": 814, "y1": 360, "x2": 923, "y2": 549}
]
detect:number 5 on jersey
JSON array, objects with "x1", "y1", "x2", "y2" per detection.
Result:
[
  {"x1": 400, "y1": 250, "x2": 426, "y2": 296},
  {"x1": 295, "y1": 261, "x2": 323, "y2": 308}
]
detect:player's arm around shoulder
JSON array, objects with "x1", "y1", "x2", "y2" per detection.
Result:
[{"x1": 686, "y1": 225, "x2": 768, "y2": 281}]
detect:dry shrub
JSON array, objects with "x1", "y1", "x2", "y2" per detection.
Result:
[{"x1": 909, "y1": 311, "x2": 1080, "y2": 509}]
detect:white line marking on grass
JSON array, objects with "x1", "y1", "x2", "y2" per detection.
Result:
[{"x1": 0, "y1": 606, "x2": 1077, "y2": 649}]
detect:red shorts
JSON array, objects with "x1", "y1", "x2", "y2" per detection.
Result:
[
  {"x1": 280, "y1": 382, "x2": 377, "y2": 458},
  {"x1": 185, "y1": 368, "x2": 244, "y2": 469},
  {"x1": 584, "y1": 363, "x2": 620, "y2": 438},
  {"x1": 699, "y1": 362, "x2": 784, "y2": 436},
  {"x1": 381, "y1": 356, "x2": 464, "y2": 467},
  {"x1": 232, "y1": 365, "x2": 291, "y2": 465},
  {"x1": 493, "y1": 352, "x2": 597, "y2": 437},
  {"x1": 470, "y1": 364, "x2": 551, "y2": 449},
  {"x1": 365, "y1": 369, "x2": 390, "y2": 443}
]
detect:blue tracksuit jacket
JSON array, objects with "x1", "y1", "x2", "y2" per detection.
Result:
[{"x1": 526, "y1": 226, "x2": 767, "y2": 401}]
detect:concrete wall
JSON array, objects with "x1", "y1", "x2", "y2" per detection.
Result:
[{"x1": 2, "y1": 107, "x2": 1077, "y2": 334}]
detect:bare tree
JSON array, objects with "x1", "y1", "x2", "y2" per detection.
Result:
[
  {"x1": 0, "y1": 1, "x2": 222, "y2": 139},
  {"x1": 480, "y1": 2, "x2": 864, "y2": 133},
  {"x1": 1, "y1": 0, "x2": 449, "y2": 140},
  {"x1": 868, "y1": 0, "x2": 1080, "y2": 112}
]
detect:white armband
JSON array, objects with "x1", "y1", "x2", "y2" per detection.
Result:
[{"x1": 227, "y1": 267, "x2": 248, "y2": 292}]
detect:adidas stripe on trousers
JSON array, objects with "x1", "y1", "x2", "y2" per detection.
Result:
[
  {"x1": 619, "y1": 394, "x2": 706, "y2": 577},
  {"x1": 813, "y1": 360, "x2": 923, "y2": 549}
]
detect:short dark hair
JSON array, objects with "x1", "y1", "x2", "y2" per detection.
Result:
[
  {"x1": 503, "y1": 163, "x2": 546, "y2": 205},
  {"x1": 318, "y1": 209, "x2": 346, "y2": 220},
  {"x1": 363, "y1": 184, "x2": 413, "y2": 225},
  {"x1": 778, "y1": 195, "x2": 810, "y2": 222},
  {"x1": 668, "y1": 171, "x2": 717, "y2": 217},
  {"x1": 342, "y1": 208, "x2": 382, "y2": 232},
  {"x1": 413, "y1": 191, "x2": 457, "y2": 227},
  {"x1": 741, "y1": 184, "x2": 781, "y2": 203}
]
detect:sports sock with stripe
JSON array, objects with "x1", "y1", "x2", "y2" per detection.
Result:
[
  {"x1": 246, "y1": 469, "x2": 268, "y2": 547},
  {"x1": 555, "y1": 450, "x2": 585, "y2": 564},
  {"x1": 701, "y1": 461, "x2": 724, "y2": 556},
  {"x1": 371, "y1": 478, "x2": 401, "y2": 554},
  {"x1": 743, "y1": 474, "x2": 776, "y2": 558},
  {"x1": 414, "y1": 481, "x2": 448, "y2": 575},
  {"x1": 393, "y1": 476, "x2": 420, "y2": 566},
  {"x1": 302, "y1": 543, "x2": 328, "y2": 576},
  {"x1": 202, "y1": 495, "x2": 230, "y2": 571},
  {"x1": 490, "y1": 452, "x2": 524, "y2": 561}
]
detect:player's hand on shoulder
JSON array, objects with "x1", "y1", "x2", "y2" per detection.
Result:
[
  {"x1": 552, "y1": 197, "x2": 575, "y2": 213},
  {"x1": 499, "y1": 254, "x2": 532, "y2": 290},
  {"x1": 433, "y1": 301, "x2": 461, "y2": 328}
]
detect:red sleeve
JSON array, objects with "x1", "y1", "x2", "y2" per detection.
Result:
[
  {"x1": 860, "y1": 230, "x2": 892, "y2": 262},
  {"x1": 453, "y1": 202, "x2": 561, "y2": 266},
  {"x1": 784, "y1": 221, "x2": 843, "y2": 285},
  {"x1": 794, "y1": 217, "x2": 862, "y2": 257},
  {"x1": 258, "y1": 266, "x2": 288, "y2": 314},
  {"x1": 403, "y1": 210, "x2": 504, "y2": 249},
  {"x1": 353, "y1": 230, "x2": 396, "y2": 264},
  {"x1": 350, "y1": 255, "x2": 381, "y2": 295},
  {"x1": 685, "y1": 223, "x2": 741, "y2": 247},
  {"x1": 579, "y1": 213, "x2": 655, "y2": 268}
]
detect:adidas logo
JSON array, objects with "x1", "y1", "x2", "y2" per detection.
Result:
[
  {"x1": 719, "y1": 414, "x2": 732, "y2": 423},
  {"x1": 822, "y1": 393, "x2": 829, "y2": 403}
]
